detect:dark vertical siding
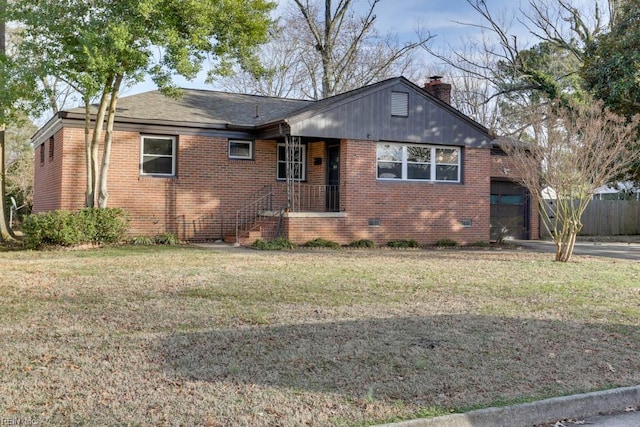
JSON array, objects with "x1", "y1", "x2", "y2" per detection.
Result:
[{"x1": 289, "y1": 81, "x2": 490, "y2": 148}]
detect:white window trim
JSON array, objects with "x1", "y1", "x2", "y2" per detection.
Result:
[
  {"x1": 377, "y1": 142, "x2": 461, "y2": 183},
  {"x1": 228, "y1": 139, "x2": 254, "y2": 160},
  {"x1": 140, "y1": 135, "x2": 176, "y2": 177},
  {"x1": 277, "y1": 143, "x2": 307, "y2": 181}
]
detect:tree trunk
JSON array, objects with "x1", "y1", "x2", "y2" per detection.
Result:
[
  {"x1": 0, "y1": 0, "x2": 16, "y2": 242},
  {"x1": 88, "y1": 77, "x2": 113, "y2": 207},
  {"x1": 0, "y1": 126, "x2": 17, "y2": 242},
  {"x1": 553, "y1": 219, "x2": 582, "y2": 262},
  {"x1": 83, "y1": 100, "x2": 94, "y2": 207},
  {"x1": 97, "y1": 73, "x2": 123, "y2": 209},
  {"x1": 321, "y1": 0, "x2": 334, "y2": 98}
]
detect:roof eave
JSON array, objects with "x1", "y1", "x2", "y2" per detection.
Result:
[
  {"x1": 31, "y1": 113, "x2": 64, "y2": 148},
  {"x1": 59, "y1": 110, "x2": 256, "y2": 131}
]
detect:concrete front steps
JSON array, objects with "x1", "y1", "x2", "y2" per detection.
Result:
[
  {"x1": 223, "y1": 217, "x2": 279, "y2": 246},
  {"x1": 223, "y1": 228, "x2": 263, "y2": 246}
]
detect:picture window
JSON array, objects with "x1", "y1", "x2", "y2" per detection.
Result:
[{"x1": 377, "y1": 142, "x2": 460, "y2": 182}]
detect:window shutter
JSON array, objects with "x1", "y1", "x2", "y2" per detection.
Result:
[{"x1": 391, "y1": 92, "x2": 409, "y2": 116}]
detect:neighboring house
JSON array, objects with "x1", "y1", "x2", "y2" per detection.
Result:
[
  {"x1": 31, "y1": 76, "x2": 539, "y2": 245},
  {"x1": 593, "y1": 182, "x2": 639, "y2": 200}
]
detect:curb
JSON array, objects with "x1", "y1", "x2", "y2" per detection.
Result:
[{"x1": 374, "y1": 385, "x2": 640, "y2": 427}]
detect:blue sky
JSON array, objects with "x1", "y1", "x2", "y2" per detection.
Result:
[
  {"x1": 128, "y1": 0, "x2": 527, "y2": 95},
  {"x1": 366, "y1": 0, "x2": 510, "y2": 45}
]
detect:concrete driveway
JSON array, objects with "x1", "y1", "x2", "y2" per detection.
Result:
[
  {"x1": 513, "y1": 239, "x2": 640, "y2": 261},
  {"x1": 576, "y1": 410, "x2": 640, "y2": 427}
]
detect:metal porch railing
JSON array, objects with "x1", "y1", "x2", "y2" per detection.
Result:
[
  {"x1": 277, "y1": 183, "x2": 340, "y2": 212},
  {"x1": 234, "y1": 185, "x2": 274, "y2": 243}
]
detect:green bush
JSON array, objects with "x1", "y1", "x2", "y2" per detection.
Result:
[
  {"x1": 251, "y1": 237, "x2": 295, "y2": 250},
  {"x1": 130, "y1": 236, "x2": 155, "y2": 245},
  {"x1": 387, "y1": 239, "x2": 420, "y2": 248},
  {"x1": 154, "y1": 232, "x2": 179, "y2": 245},
  {"x1": 302, "y1": 238, "x2": 340, "y2": 249},
  {"x1": 435, "y1": 238, "x2": 459, "y2": 247},
  {"x1": 22, "y1": 210, "x2": 83, "y2": 248},
  {"x1": 22, "y1": 208, "x2": 129, "y2": 249},
  {"x1": 348, "y1": 239, "x2": 376, "y2": 248},
  {"x1": 79, "y1": 208, "x2": 129, "y2": 244}
]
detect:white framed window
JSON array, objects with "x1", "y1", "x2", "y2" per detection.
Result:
[
  {"x1": 377, "y1": 142, "x2": 460, "y2": 182},
  {"x1": 140, "y1": 135, "x2": 176, "y2": 176},
  {"x1": 228, "y1": 139, "x2": 253, "y2": 159},
  {"x1": 277, "y1": 143, "x2": 306, "y2": 180}
]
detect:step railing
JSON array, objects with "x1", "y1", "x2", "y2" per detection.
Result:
[
  {"x1": 225, "y1": 184, "x2": 340, "y2": 243},
  {"x1": 234, "y1": 186, "x2": 274, "y2": 243}
]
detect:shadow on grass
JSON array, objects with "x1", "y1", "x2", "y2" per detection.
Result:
[{"x1": 155, "y1": 315, "x2": 639, "y2": 411}]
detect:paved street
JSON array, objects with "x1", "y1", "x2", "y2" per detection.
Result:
[
  {"x1": 553, "y1": 410, "x2": 640, "y2": 426},
  {"x1": 513, "y1": 239, "x2": 640, "y2": 261}
]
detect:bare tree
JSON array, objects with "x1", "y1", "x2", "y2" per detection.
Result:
[
  {"x1": 429, "y1": 39, "x2": 504, "y2": 130},
  {"x1": 40, "y1": 76, "x2": 80, "y2": 115},
  {"x1": 425, "y1": 0, "x2": 614, "y2": 131},
  {"x1": 501, "y1": 100, "x2": 640, "y2": 262},
  {"x1": 217, "y1": 0, "x2": 433, "y2": 99},
  {"x1": 213, "y1": 17, "x2": 318, "y2": 98}
]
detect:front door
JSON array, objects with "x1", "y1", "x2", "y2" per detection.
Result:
[{"x1": 326, "y1": 144, "x2": 340, "y2": 211}]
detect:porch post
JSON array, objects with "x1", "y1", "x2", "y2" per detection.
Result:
[
  {"x1": 286, "y1": 135, "x2": 301, "y2": 212},
  {"x1": 285, "y1": 135, "x2": 291, "y2": 211}
]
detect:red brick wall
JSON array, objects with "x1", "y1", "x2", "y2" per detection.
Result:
[
  {"x1": 306, "y1": 141, "x2": 326, "y2": 186},
  {"x1": 34, "y1": 127, "x2": 287, "y2": 240},
  {"x1": 33, "y1": 131, "x2": 65, "y2": 213},
  {"x1": 315, "y1": 140, "x2": 492, "y2": 246},
  {"x1": 34, "y1": 126, "x2": 499, "y2": 244},
  {"x1": 283, "y1": 214, "x2": 348, "y2": 243}
]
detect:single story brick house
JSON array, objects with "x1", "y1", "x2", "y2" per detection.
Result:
[{"x1": 31, "y1": 76, "x2": 539, "y2": 245}]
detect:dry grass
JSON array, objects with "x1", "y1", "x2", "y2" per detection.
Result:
[{"x1": 0, "y1": 245, "x2": 638, "y2": 426}]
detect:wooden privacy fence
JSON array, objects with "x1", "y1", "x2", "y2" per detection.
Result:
[{"x1": 541, "y1": 199, "x2": 640, "y2": 236}]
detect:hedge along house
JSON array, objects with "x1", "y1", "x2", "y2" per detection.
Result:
[{"x1": 31, "y1": 76, "x2": 538, "y2": 245}]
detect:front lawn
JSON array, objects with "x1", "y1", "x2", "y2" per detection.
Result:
[{"x1": 0, "y1": 246, "x2": 638, "y2": 426}]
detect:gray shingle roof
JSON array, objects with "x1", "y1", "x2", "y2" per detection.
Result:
[
  {"x1": 58, "y1": 77, "x2": 490, "y2": 141},
  {"x1": 66, "y1": 89, "x2": 313, "y2": 127}
]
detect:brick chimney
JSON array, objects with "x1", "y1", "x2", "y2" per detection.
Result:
[{"x1": 423, "y1": 75, "x2": 451, "y2": 105}]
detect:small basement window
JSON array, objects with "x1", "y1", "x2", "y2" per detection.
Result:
[{"x1": 228, "y1": 139, "x2": 253, "y2": 159}]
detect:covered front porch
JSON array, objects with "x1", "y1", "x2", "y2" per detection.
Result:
[{"x1": 228, "y1": 135, "x2": 346, "y2": 244}]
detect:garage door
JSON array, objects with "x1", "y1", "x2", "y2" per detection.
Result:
[{"x1": 490, "y1": 180, "x2": 530, "y2": 240}]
